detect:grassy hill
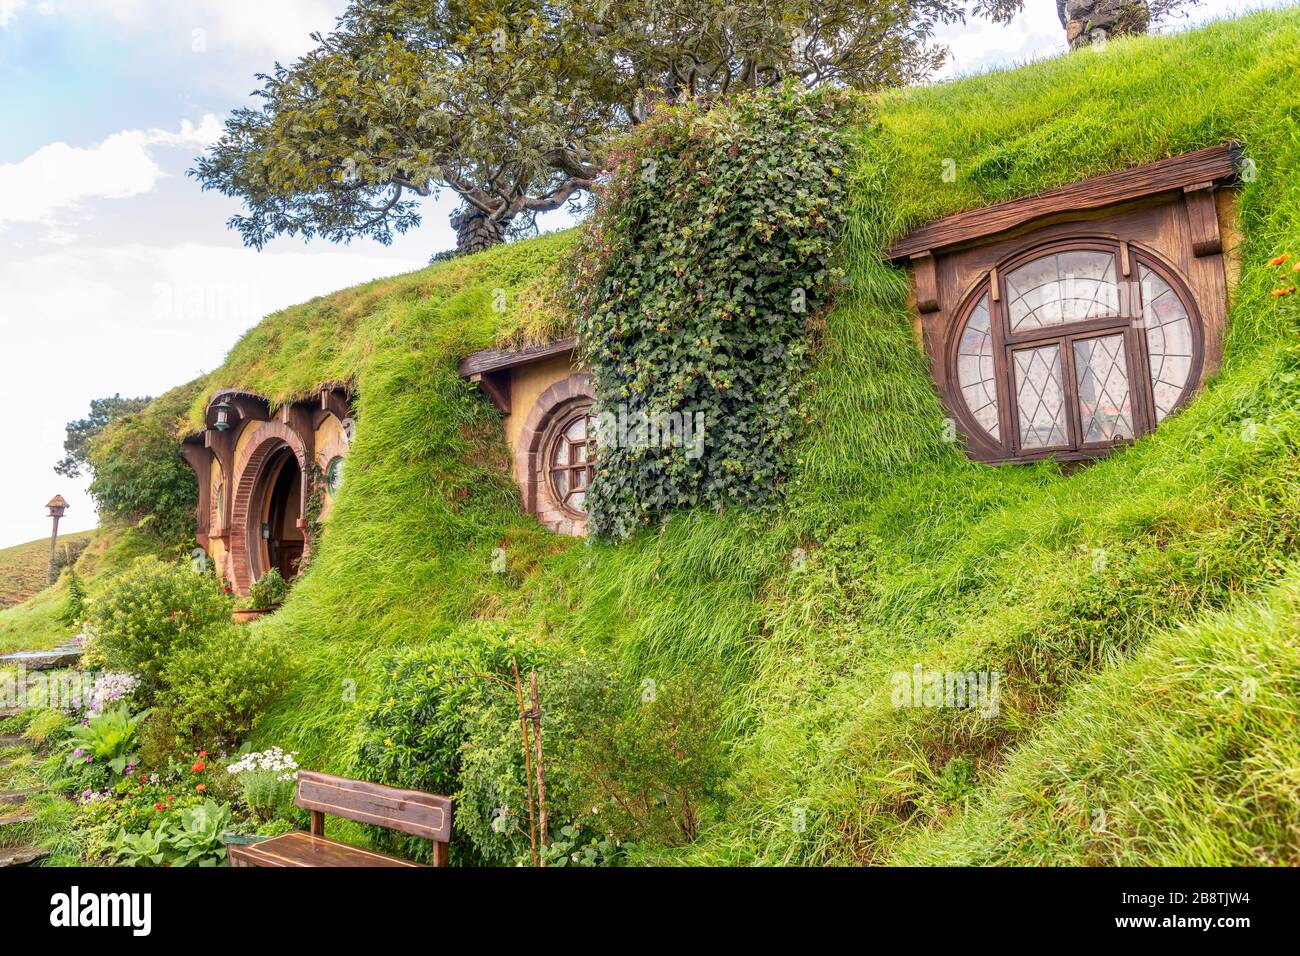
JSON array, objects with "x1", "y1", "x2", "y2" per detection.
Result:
[
  {"x1": 0, "y1": 531, "x2": 93, "y2": 609},
  {"x1": 18, "y1": 9, "x2": 1298, "y2": 864}
]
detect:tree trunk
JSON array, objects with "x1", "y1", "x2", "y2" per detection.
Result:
[
  {"x1": 451, "y1": 206, "x2": 507, "y2": 255},
  {"x1": 1059, "y1": 0, "x2": 1151, "y2": 48}
]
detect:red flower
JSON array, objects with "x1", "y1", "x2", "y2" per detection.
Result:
[
  {"x1": 166, "y1": 795, "x2": 174, "y2": 803},
  {"x1": 195, "y1": 784, "x2": 206, "y2": 793},
  {"x1": 154, "y1": 803, "x2": 165, "y2": 811},
  {"x1": 198, "y1": 750, "x2": 208, "y2": 759},
  {"x1": 1269, "y1": 254, "x2": 1289, "y2": 267},
  {"x1": 192, "y1": 761, "x2": 206, "y2": 774}
]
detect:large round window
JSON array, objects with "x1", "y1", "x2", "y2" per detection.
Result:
[
  {"x1": 950, "y1": 240, "x2": 1200, "y2": 459},
  {"x1": 546, "y1": 407, "x2": 595, "y2": 516}
]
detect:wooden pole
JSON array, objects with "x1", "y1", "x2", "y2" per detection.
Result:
[
  {"x1": 512, "y1": 657, "x2": 539, "y2": 868},
  {"x1": 47, "y1": 512, "x2": 62, "y2": 586},
  {"x1": 530, "y1": 671, "x2": 549, "y2": 859}
]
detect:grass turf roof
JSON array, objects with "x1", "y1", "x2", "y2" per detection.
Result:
[{"x1": 20, "y1": 8, "x2": 1298, "y2": 864}]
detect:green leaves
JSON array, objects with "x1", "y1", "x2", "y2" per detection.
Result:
[{"x1": 571, "y1": 86, "x2": 853, "y2": 539}]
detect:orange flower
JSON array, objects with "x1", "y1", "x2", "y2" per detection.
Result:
[
  {"x1": 166, "y1": 795, "x2": 174, "y2": 803},
  {"x1": 198, "y1": 750, "x2": 208, "y2": 759},
  {"x1": 1293, "y1": 261, "x2": 1300, "y2": 272},
  {"x1": 192, "y1": 761, "x2": 206, "y2": 774},
  {"x1": 195, "y1": 784, "x2": 207, "y2": 793},
  {"x1": 1269, "y1": 254, "x2": 1290, "y2": 267},
  {"x1": 1271, "y1": 287, "x2": 1296, "y2": 297}
]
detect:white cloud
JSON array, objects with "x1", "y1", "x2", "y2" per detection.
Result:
[
  {"x1": 0, "y1": 0, "x2": 26, "y2": 27},
  {"x1": 0, "y1": 115, "x2": 221, "y2": 228}
]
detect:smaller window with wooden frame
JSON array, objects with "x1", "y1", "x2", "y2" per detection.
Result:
[{"x1": 543, "y1": 401, "x2": 596, "y2": 518}]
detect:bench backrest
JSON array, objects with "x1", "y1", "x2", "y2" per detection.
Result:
[{"x1": 296, "y1": 771, "x2": 453, "y2": 863}]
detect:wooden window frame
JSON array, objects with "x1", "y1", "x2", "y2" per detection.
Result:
[
  {"x1": 542, "y1": 401, "x2": 596, "y2": 519},
  {"x1": 945, "y1": 237, "x2": 1205, "y2": 463}
]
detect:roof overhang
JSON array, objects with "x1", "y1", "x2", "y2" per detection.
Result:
[
  {"x1": 458, "y1": 336, "x2": 578, "y2": 415},
  {"x1": 885, "y1": 143, "x2": 1242, "y2": 265}
]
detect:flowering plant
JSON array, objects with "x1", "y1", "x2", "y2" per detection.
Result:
[
  {"x1": 69, "y1": 671, "x2": 141, "y2": 719},
  {"x1": 227, "y1": 746, "x2": 299, "y2": 821}
]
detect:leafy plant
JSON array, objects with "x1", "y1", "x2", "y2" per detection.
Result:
[
  {"x1": 61, "y1": 567, "x2": 88, "y2": 626},
  {"x1": 541, "y1": 816, "x2": 632, "y2": 867},
  {"x1": 237, "y1": 568, "x2": 287, "y2": 611},
  {"x1": 166, "y1": 800, "x2": 232, "y2": 867},
  {"x1": 158, "y1": 625, "x2": 290, "y2": 749},
  {"x1": 90, "y1": 556, "x2": 232, "y2": 694},
  {"x1": 66, "y1": 702, "x2": 147, "y2": 776},
  {"x1": 113, "y1": 825, "x2": 169, "y2": 867},
  {"x1": 226, "y1": 746, "x2": 300, "y2": 821},
  {"x1": 569, "y1": 85, "x2": 852, "y2": 539}
]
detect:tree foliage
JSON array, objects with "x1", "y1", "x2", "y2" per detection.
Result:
[
  {"x1": 55, "y1": 394, "x2": 152, "y2": 478},
  {"x1": 194, "y1": 0, "x2": 963, "y2": 255}
]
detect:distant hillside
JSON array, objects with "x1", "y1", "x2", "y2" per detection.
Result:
[{"x1": 0, "y1": 531, "x2": 94, "y2": 608}]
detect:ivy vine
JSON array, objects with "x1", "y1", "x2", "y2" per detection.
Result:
[{"x1": 568, "y1": 85, "x2": 853, "y2": 540}]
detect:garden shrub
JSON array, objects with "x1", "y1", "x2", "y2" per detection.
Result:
[
  {"x1": 568, "y1": 672, "x2": 731, "y2": 846},
  {"x1": 158, "y1": 625, "x2": 290, "y2": 750},
  {"x1": 358, "y1": 623, "x2": 621, "y2": 866},
  {"x1": 90, "y1": 557, "x2": 232, "y2": 694},
  {"x1": 238, "y1": 567, "x2": 287, "y2": 611},
  {"x1": 569, "y1": 84, "x2": 852, "y2": 539}
]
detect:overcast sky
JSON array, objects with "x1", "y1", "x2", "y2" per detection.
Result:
[{"x1": 0, "y1": 0, "x2": 1282, "y2": 549}]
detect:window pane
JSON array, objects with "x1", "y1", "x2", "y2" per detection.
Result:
[
  {"x1": 1073, "y1": 334, "x2": 1134, "y2": 443},
  {"x1": 553, "y1": 469, "x2": 569, "y2": 495},
  {"x1": 955, "y1": 294, "x2": 1000, "y2": 441},
  {"x1": 1014, "y1": 344, "x2": 1069, "y2": 449},
  {"x1": 1139, "y1": 265, "x2": 1194, "y2": 421},
  {"x1": 1006, "y1": 250, "x2": 1118, "y2": 332}
]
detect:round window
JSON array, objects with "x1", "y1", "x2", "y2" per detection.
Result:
[
  {"x1": 546, "y1": 407, "x2": 595, "y2": 516},
  {"x1": 325, "y1": 456, "x2": 345, "y2": 495}
]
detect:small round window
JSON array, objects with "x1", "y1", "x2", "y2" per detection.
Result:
[
  {"x1": 325, "y1": 456, "x2": 345, "y2": 495},
  {"x1": 546, "y1": 408, "x2": 595, "y2": 516}
]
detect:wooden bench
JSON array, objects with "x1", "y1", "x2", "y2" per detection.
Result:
[{"x1": 228, "y1": 771, "x2": 453, "y2": 868}]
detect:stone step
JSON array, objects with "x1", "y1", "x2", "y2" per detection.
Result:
[
  {"x1": 0, "y1": 707, "x2": 24, "y2": 719},
  {"x1": 0, "y1": 846, "x2": 47, "y2": 867},
  {"x1": 0, "y1": 735, "x2": 34, "y2": 750},
  {"x1": 0, "y1": 812, "x2": 35, "y2": 826},
  {"x1": 0, "y1": 789, "x2": 38, "y2": 805},
  {"x1": 0, "y1": 647, "x2": 82, "y2": 670}
]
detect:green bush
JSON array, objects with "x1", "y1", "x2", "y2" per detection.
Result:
[
  {"x1": 569, "y1": 673, "x2": 731, "y2": 846},
  {"x1": 61, "y1": 567, "x2": 88, "y2": 627},
  {"x1": 158, "y1": 625, "x2": 290, "y2": 750},
  {"x1": 90, "y1": 557, "x2": 232, "y2": 694},
  {"x1": 65, "y1": 702, "x2": 147, "y2": 788},
  {"x1": 569, "y1": 85, "x2": 852, "y2": 539},
  {"x1": 357, "y1": 624, "x2": 620, "y2": 866},
  {"x1": 237, "y1": 567, "x2": 287, "y2": 611}
]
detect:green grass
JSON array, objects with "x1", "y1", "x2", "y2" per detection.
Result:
[
  {"x1": 0, "y1": 531, "x2": 93, "y2": 609},
  {"x1": 43, "y1": 8, "x2": 1300, "y2": 865}
]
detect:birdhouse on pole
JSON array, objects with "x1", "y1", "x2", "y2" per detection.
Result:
[{"x1": 46, "y1": 495, "x2": 69, "y2": 584}]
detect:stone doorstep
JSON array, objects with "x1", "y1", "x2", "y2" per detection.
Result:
[
  {"x1": 0, "y1": 789, "x2": 38, "y2": 805},
  {"x1": 0, "y1": 707, "x2": 23, "y2": 719},
  {"x1": 0, "y1": 846, "x2": 47, "y2": 867}
]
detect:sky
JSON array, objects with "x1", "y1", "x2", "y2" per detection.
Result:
[{"x1": 0, "y1": 0, "x2": 1284, "y2": 549}]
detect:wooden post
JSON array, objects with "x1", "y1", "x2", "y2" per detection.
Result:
[
  {"x1": 530, "y1": 671, "x2": 548, "y2": 858},
  {"x1": 512, "y1": 657, "x2": 539, "y2": 868},
  {"x1": 45, "y1": 496, "x2": 68, "y2": 585}
]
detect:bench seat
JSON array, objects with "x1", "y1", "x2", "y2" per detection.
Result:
[{"x1": 228, "y1": 831, "x2": 422, "y2": 868}]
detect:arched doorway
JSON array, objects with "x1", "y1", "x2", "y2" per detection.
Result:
[
  {"x1": 254, "y1": 445, "x2": 305, "y2": 582},
  {"x1": 228, "y1": 424, "x2": 309, "y2": 594}
]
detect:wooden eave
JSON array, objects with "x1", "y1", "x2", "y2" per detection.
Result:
[
  {"x1": 458, "y1": 336, "x2": 579, "y2": 416},
  {"x1": 457, "y1": 336, "x2": 578, "y2": 378},
  {"x1": 885, "y1": 143, "x2": 1242, "y2": 264}
]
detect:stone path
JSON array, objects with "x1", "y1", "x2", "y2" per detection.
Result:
[
  {"x1": 0, "y1": 714, "x2": 49, "y2": 867},
  {"x1": 0, "y1": 639, "x2": 82, "y2": 671}
]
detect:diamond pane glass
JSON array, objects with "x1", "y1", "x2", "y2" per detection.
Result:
[
  {"x1": 1014, "y1": 344, "x2": 1068, "y2": 449},
  {"x1": 1006, "y1": 250, "x2": 1119, "y2": 332},
  {"x1": 1073, "y1": 334, "x2": 1134, "y2": 443},
  {"x1": 1139, "y1": 265, "x2": 1194, "y2": 421},
  {"x1": 955, "y1": 294, "x2": 1000, "y2": 441}
]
